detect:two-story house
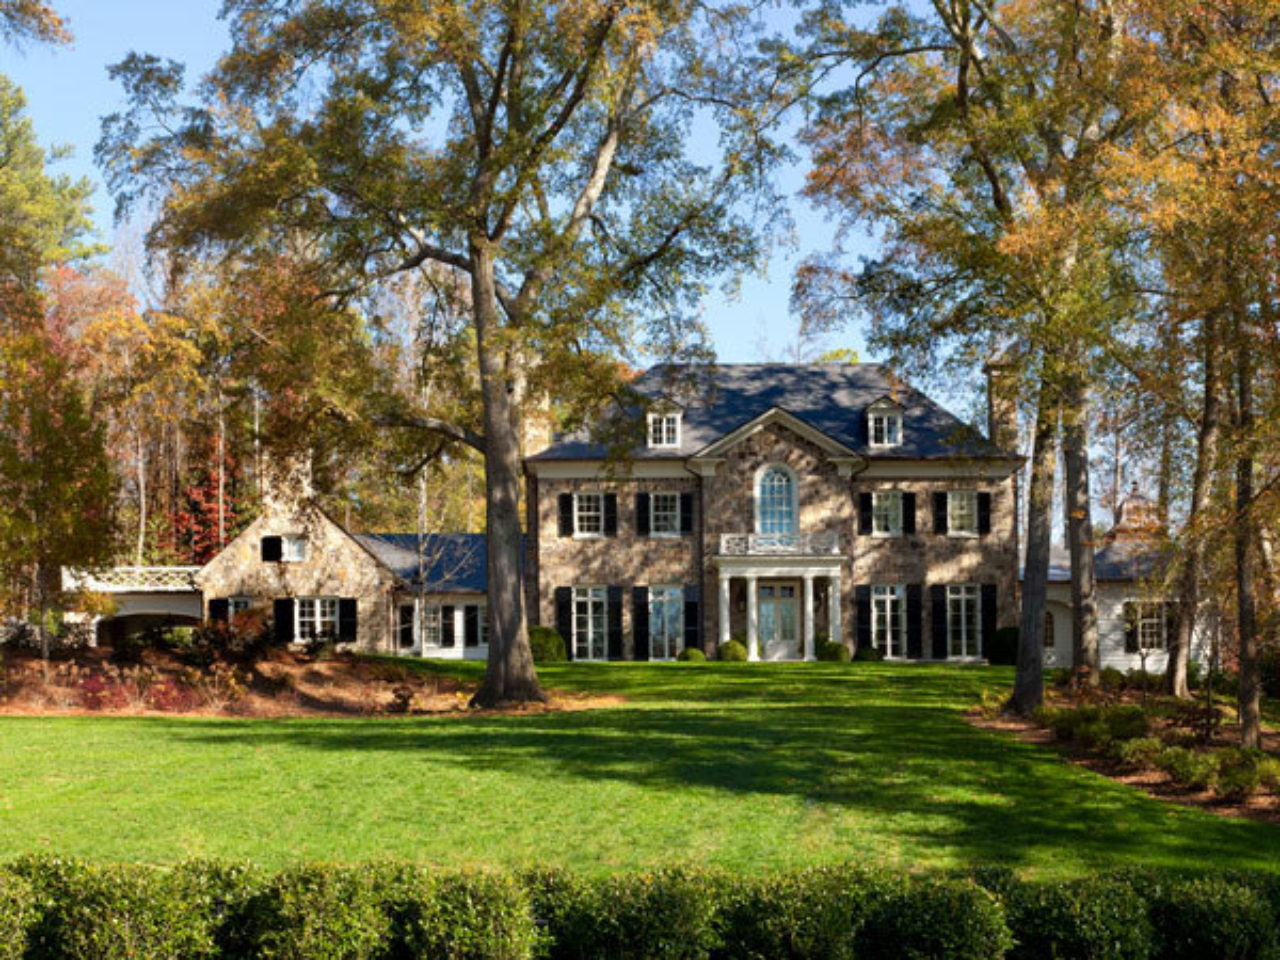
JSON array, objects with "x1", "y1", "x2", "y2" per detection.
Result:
[{"x1": 524, "y1": 363, "x2": 1022, "y2": 662}]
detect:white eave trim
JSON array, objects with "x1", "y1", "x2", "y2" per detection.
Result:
[
  {"x1": 690, "y1": 407, "x2": 866, "y2": 464},
  {"x1": 525, "y1": 459, "x2": 697, "y2": 480}
]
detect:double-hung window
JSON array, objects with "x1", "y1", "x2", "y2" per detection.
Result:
[
  {"x1": 421, "y1": 604, "x2": 442, "y2": 647},
  {"x1": 648, "y1": 412, "x2": 681, "y2": 448},
  {"x1": 948, "y1": 491, "x2": 978, "y2": 536},
  {"x1": 573, "y1": 493, "x2": 604, "y2": 537},
  {"x1": 297, "y1": 597, "x2": 339, "y2": 640},
  {"x1": 1135, "y1": 603, "x2": 1166, "y2": 651},
  {"x1": 651, "y1": 492, "x2": 681, "y2": 536},
  {"x1": 946, "y1": 585, "x2": 980, "y2": 659},
  {"x1": 872, "y1": 585, "x2": 906, "y2": 658},
  {"x1": 649, "y1": 586, "x2": 684, "y2": 661},
  {"x1": 573, "y1": 586, "x2": 608, "y2": 661},
  {"x1": 872, "y1": 491, "x2": 903, "y2": 537},
  {"x1": 282, "y1": 535, "x2": 307, "y2": 562},
  {"x1": 869, "y1": 410, "x2": 902, "y2": 447}
]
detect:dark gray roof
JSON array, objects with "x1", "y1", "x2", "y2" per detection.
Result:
[
  {"x1": 528, "y1": 363, "x2": 1012, "y2": 461},
  {"x1": 354, "y1": 533, "x2": 486, "y2": 593},
  {"x1": 1044, "y1": 539, "x2": 1170, "y2": 583}
]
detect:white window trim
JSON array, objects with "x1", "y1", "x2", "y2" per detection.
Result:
[
  {"x1": 947, "y1": 490, "x2": 979, "y2": 538},
  {"x1": 1134, "y1": 602, "x2": 1167, "y2": 651},
  {"x1": 649, "y1": 585, "x2": 684, "y2": 662},
  {"x1": 868, "y1": 404, "x2": 904, "y2": 449},
  {"x1": 650, "y1": 490, "x2": 682, "y2": 538},
  {"x1": 945, "y1": 584, "x2": 982, "y2": 660},
  {"x1": 573, "y1": 492, "x2": 605, "y2": 540},
  {"x1": 296, "y1": 596, "x2": 340, "y2": 642},
  {"x1": 281, "y1": 535, "x2": 307, "y2": 563},
  {"x1": 871, "y1": 584, "x2": 906, "y2": 659},
  {"x1": 420, "y1": 602, "x2": 443, "y2": 648},
  {"x1": 754, "y1": 463, "x2": 799, "y2": 536},
  {"x1": 647, "y1": 411, "x2": 682, "y2": 449},
  {"x1": 572, "y1": 585, "x2": 609, "y2": 662},
  {"x1": 228, "y1": 596, "x2": 252, "y2": 617},
  {"x1": 872, "y1": 491, "x2": 903, "y2": 538}
]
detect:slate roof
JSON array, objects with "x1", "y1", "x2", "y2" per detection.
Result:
[
  {"x1": 353, "y1": 533, "x2": 486, "y2": 593},
  {"x1": 1044, "y1": 540, "x2": 1170, "y2": 583},
  {"x1": 528, "y1": 363, "x2": 1013, "y2": 461}
]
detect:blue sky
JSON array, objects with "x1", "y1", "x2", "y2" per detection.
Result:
[{"x1": 2, "y1": 0, "x2": 876, "y2": 364}]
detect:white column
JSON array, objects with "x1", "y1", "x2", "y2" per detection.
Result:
[
  {"x1": 746, "y1": 575, "x2": 760, "y2": 661},
  {"x1": 828, "y1": 576, "x2": 842, "y2": 647},
  {"x1": 719, "y1": 573, "x2": 731, "y2": 647},
  {"x1": 803, "y1": 574, "x2": 816, "y2": 661}
]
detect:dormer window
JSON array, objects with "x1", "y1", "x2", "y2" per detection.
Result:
[
  {"x1": 868, "y1": 400, "x2": 903, "y2": 448},
  {"x1": 648, "y1": 411, "x2": 681, "y2": 449}
]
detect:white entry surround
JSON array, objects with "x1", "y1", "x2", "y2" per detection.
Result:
[{"x1": 714, "y1": 556, "x2": 843, "y2": 661}]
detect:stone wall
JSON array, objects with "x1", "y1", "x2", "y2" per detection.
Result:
[{"x1": 196, "y1": 503, "x2": 397, "y2": 653}]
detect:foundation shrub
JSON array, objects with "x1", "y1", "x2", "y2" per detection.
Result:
[
  {"x1": 816, "y1": 641, "x2": 851, "y2": 662},
  {"x1": 528, "y1": 626, "x2": 567, "y2": 663},
  {"x1": 676, "y1": 647, "x2": 707, "y2": 662},
  {"x1": 717, "y1": 640, "x2": 747, "y2": 662}
]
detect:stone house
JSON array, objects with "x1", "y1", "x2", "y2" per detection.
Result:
[
  {"x1": 524, "y1": 363, "x2": 1023, "y2": 661},
  {"x1": 195, "y1": 501, "x2": 489, "y2": 658}
]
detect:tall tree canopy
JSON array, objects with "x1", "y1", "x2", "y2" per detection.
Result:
[{"x1": 101, "y1": 0, "x2": 784, "y2": 704}]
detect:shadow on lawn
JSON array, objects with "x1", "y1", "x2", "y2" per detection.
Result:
[{"x1": 161, "y1": 664, "x2": 1280, "y2": 873}]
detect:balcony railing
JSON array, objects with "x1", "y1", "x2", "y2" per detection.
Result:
[
  {"x1": 718, "y1": 532, "x2": 841, "y2": 556},
  {"x1": 63, "y1": 566, "x2": 201, "y2": 594}
]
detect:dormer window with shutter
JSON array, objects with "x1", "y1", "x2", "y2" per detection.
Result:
[
  {"x1": 647, "y1": 410, "x2": 682, "y2": 449},
  {"x1": 867, "y1": 398, "x2": 903, "y2": 449}
]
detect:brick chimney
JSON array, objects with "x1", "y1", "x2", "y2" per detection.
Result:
[{"x1": 983, "y1": 347, "x2": 1019, "y2": 452}]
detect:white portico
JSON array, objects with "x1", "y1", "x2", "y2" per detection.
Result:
[{"x1": 714, "y1": 533, "x2": 844, "y2": 661}]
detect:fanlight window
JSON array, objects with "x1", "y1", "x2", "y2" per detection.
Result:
[{"x1": 757, "y1": 465, "x2": 797, "y2": 535}]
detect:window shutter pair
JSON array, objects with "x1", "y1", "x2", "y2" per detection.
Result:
[
  {"x1": 441, "y1": 605, "x2": 456, "y2": 647},
  {"x1": 632, "y1": 587, "x2": 650, "y2": 661},
  {"x1": 635, "y1": 492, "x2": 696, "y2": 537},
  {"x1": 930, "y1": 586, "x2": 948, "y2": 660},
  {"x1": 273, "y1": 598, "x2": 295, "y2": 643},
  {"x1": 209, "y1": 598, "x2": 230, "y2": 624},
  {"x1": 857, "y1": 493, "x2": 916, "y2": 534},
  {"x1": 684, "y1": 585, "x2": 701, "y2": 652},
  {"x1": 338, "y1": 598, "x2": 358, "y2": 642},
  {"x1": 261, "y1": 536, "x2": 283, "y2": 562},
  {"x1": 855, "y1": 585, "x2": 872, "y2": 651},
  {"x1": 556, "y1": 493, "x2": 619, "y2": 537},
  {"x1": 607, "y1": 586, "x2": 623, "y2": 659},
  {"x1": 554, "y1": 588, "x2": 573, "y2": 660}
]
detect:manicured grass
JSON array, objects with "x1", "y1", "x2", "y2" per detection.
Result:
[{"x1": 0, "y1": 662, "x2": 1277, "y2": 876}]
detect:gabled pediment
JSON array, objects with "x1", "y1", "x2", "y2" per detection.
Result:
[{"x1": 686, "y1": 406, "x2": 865, "y2": 477}]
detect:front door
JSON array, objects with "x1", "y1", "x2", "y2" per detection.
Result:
[{"x1": 758, "y1": 582, "x2": 800, "y2": 660}]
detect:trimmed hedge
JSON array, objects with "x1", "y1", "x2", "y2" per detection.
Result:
[
  {"x1": 528, "y1": 626, "x2": 567, "y2": 663},
  {"x1": 5, "y1": 859, "x2": 1280, "y2": 959},
  {"x1": 815, "y1": 641, "x2": 851, "y2": 662},
  {"x1": 677, "y1": 647, "x2": 708, "y2": 662},
  {"x1": 717, "y1": 640, "x2": 747, "y2": 662}
]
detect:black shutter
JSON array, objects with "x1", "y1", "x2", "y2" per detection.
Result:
[
  {"x1": 684, "y1": 585, "x2": 701, "y2": 652},
  {"x1": 554, "y1": 587, "x2": 573, "y2": 660},
  {"x1": 633, "y1": 587, "x2": 650, "y2": 661},
  {"x1": 558, "y1": 494, "x2": 574, "y2": 537},
  {"x1": 261, "y1": 536, "x2": 282, "y2": 562},
  {"x1": 209, "y1": 598, "x2": 229, "y2": 623},
  {"x1": 1164, "y1": 601, "x2": 1181, "y2": 652},
  {"x1": 441, "y1": 605, "x2": 456, "y2": 648},
  {"x1": 903, "y1": 493, "x2": 917, "y2": 535},
  {"x1": 1123, "y1": 602, "x2": 1138, "y2": 653},
  {"x1": 464, "y1": 604, "x2": 480, "y2": 647},
  {"x1": 906, "y1": 585, "x2": 923, "y2": 659},
  {"x1": 858, "y1": 493, "x2": 873, "y2": 535},
  {"x1": 606, "y1": 586, "x2": 623, "y2": 659},
  {"x1": 855, "y1": 585, "x2": 872, "y2": 652},
  {"x1": 933, "y1": 493, "x2": 949, "y2": 535},
  {"x1": 338, "y1": 598, "x2": 358, "y2": 641},
  {"x1": 980, "y1": 584, "x2": 997, "y2": 659},
  {"x1": 636, "y1": 493, "x2": 651, "y2": 536},
  {"x1": 931, "y1": 585, "x2": 948, "y2": 660},
  {"x1": 604, "y1": 494, "x2": 619, "y2": 537},
  {"x1": 680, "y1": 493, "x2": 695, "y2": 534},
  {"x1": 273, "y1": 598, "x2": 295, "y2": 643},
  {"x1": 977, "y1": 492, "x2": 993, "y2": 535}
]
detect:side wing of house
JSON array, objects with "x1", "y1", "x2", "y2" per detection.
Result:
[{"x1": 196, "y1": 503, "x2": 399, "y2": 653}]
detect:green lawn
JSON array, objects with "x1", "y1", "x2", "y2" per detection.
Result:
[{"x1": 1, "y1": 662, "x2": 1276, "y2": 876}]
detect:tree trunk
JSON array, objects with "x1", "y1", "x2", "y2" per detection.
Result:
[
  {"x1": 134, "y1": 423, "x2": 147, "y2": 565},
  {"x1": 469, "y1": 241, "x2": 547, "y2": 707},
  {"x1": 1062, "y1": 365, "x2": 1099, "y2": 686},
  {"x1": 1166, "y1": 313, "x2": 1221, "y2": 699},
  {"x1": 1009, "y1": 379, "x2": 1058, "y2": 715},
  {"x1": 1234, "y1": 312, "x2": 1261, "y2": 748}
]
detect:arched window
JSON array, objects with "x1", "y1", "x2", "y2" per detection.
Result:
[{"x1": 757, "y1": 465, "x2": 797, "y2": 535}]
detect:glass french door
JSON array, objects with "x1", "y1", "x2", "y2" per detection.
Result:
[{"x1": 758, "y1": 583, "x2": 800, "y2": 660}]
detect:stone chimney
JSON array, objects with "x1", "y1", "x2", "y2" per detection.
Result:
[
  {"x1": 983, "y1": 347, "x2": 1020, "y2": 452},
  {"x1": 1107, "y1": 484, "x2": 1163, "y2": 542},
  {"x1": 261, "y1": 452, "x2": 315, "y2": 513}
]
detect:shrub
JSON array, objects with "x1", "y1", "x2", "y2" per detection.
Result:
[
  {"x1": 1048, "y1": 667, "x2": 1073, "y2": 687},
  {"x1": 677, "y1": 647, "x2": 707, "y2": 663},
  {"x1": 0, "y1": 869, "x2": 35, "y2": 960},
  {"x1": 1106, "y1": 705, "x2": 1151, "y2": 742},
  {"x1": 717, "y1": 640, "x2": 747, "y2": 662},
  {"x1": 1155, "y1": 746, "x2": 1219, "y2": 791},
  {"x1": 1099, "y1": 666, "x2": 1125, "y2": 691},
  {"x1": 1001, "y1": 874, "x2": 1153, "y2": 960},
  {"x1": 1147, "y1": 876, "x2": 1279, "y2": 960},
  {"x1": 529, "y1": 626, "x2": 567, "y2": 663},
  {"x1": 1110, "y1": 736, "x2": 1164, "y2": 768},
  {"x1": 243, "y1": 864, "x2": 393, "y2": 959},
  {"x1": 393, "y1": 869, "x2": 539, "y2": 960},
  {"x1": 853, "y1": 644, "x2": 885, "y2": 662},
  {"x1": 816, "y1": 641, "x2": 850, "y2": 662},
  {"x1": 1074, "y1": 718, "x2": 1112, "y2": 750},
  {"x1": 1215, "y1": 748, "x2": 1274, "y2": 802},
  {"x1": 856, "y1": 877, "x2": 1013, "y2": 960},
  {"x1": 530, "y1": 867, "x2": 721, "y2": 960},
  {"x1": 988, "y1": 626, "x2": 1019, "y2": 666}
]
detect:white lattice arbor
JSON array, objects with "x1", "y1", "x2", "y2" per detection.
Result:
[{"x1": 64, "y1": 566, "x2": 201, "y2": 594}]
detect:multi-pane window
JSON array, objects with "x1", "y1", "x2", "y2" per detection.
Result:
[
  {"x1": 872, "y1": 585, "x2": 906, "y2": 658},
  {"x1": 947, "y1": 585, "x2": 981, "y2": 659},
  {"x1": 1135, "y1": 603, "x2": 1166, "y2": 650},
  {"x1": 573, "y1": 493, "x2": 604, "y2": 537},
  {"x1": 757, "y1": 466, "x2": 796, "y2": 535},
  {"x1": 421, "y1": 604, "x2": 442, "y2": 647},
  {"x1": 869, "y1": 411, "x2": 902, "y2": 447},
  {"x1": 948, "y1": 491, "x2": 978, "y2": 536},
  {"x1": 649, "y1": 586, "x2": 684, "y2": 661},
  {"x1": 228, "y1": 597, "x2": 252, "y2": 617},
  {"x1": 297, "y1": 597, "x2": 339, "y2": 640},
  {"x1": 651, "y1": 492, "x2": 681, "y2": 536},
  {"x1": 872, "y1": 491, "x2": 903, "y2": 537},
  {"x1": 282, "y1": 535, "x2": 307, "y2": 562},
  {"x1": 573, "y1": 586, "x2": 608, "y2": 661},
  {"x1": 398, "y1": 604, "x2": 416, "y2": 649},
  {"x1": 648, "y1": 413, "x2": 681, "y2": 448}
]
